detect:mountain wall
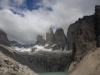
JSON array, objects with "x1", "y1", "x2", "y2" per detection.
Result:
[
  {"x1": 67, "y1": 5, "x2": 100, "y2": 74},
  {"x1": 20, "y1": 51, "x2": 72, "y2": 72}
]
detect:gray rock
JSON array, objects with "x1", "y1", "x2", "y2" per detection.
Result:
[
  {"x1": 67, "y1": 15, "x2": 96, "y2": 62},
  {"x1": 35, "y1": 35, "x2": 45, "y2": 45},
  {"x1": 45, "y1": 27, "x2": 55, "y2": 48},
  {"x1": 95, "y1": 5, "x2": 100, "y2": 47},
  {"x1": 20, "y1": 51, "x2": 72, "y2": 72},
  {"x1": 54, "y1": 28, "x2": 67, "y2": 50},
  {"x1": 0, "y1": 44, "x2": 38, "y2": 75}
]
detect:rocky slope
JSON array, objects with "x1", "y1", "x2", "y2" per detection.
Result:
[
  {"x1": 67, "y1": 48, "x2": 100, "y2": 75},
  {"x1": 0, "y1": 44, "x2": 38, "y2": 75},
  {"x1": 67, "y1": 5, "x2": 100, "y2": 74}
]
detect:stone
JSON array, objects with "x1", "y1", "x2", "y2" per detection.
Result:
[
  {"x1": 54, "y1": 28, "x2": 67, "y2": 50},
  {"x1": 35, "y1": 35, "x2": 45, "y2": 45},
  {"x1": 20, "y1": 51, "x2": 72, "y2": 72},
  {"x1": 45, "y1": 27, "x2": 55, "y2": 48},
  {"x1": 0, "y1": 29, "x2": 9, "y2": 46},
  {"x1": 67, "y1": 15, "x2": 96, "y2": 62},
  {"x1": 67, "y1": 5, "x2": 100, "y2": 74}
]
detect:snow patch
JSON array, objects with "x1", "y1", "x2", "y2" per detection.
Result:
[{"x1": 33, "y1": 45, "x2": 52, "y2": 52}]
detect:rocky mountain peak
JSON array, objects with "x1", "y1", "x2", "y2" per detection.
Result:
[
  {"x1": 35, "y1": 35, "x2": 45, "y2": 45},
  {"x1": 45, "y1": 27, "x2": 54, "y2": 48},
  {"x1": 54, "y1": 28, "x2": 67, "y2": 50},
  {"x1": 0, "y1": 29, "x2": 9, "y2": 41}
]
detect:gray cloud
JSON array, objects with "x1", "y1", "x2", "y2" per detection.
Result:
[{"x1": 0, "y1": 0, "x2": 100, "y2": 44}]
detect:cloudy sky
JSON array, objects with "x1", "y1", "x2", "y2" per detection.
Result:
[{"x1": 0, "y1": 0, "x2": 100, "y2": 44}]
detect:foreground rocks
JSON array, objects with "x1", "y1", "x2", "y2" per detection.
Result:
[
  {"x1": 0, "y1": 44, "x2": 38, "y2": 75},
  {"x1": 68, "y1": 48, "x2": 100, "y2": 75},
  {"x1": 0, "y1": 29, "x2": 9, "y2": 46}
]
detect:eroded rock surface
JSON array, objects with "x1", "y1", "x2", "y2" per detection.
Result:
[
  {"x1": 20, "y1": 51, "x2": 72, "y2": 72},
  {"x1": 54, "y1": 28, "x2": 67, "y2": 50}
]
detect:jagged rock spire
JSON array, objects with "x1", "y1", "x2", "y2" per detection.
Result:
[
  {"x1": 45, "y1": 26, "x2": 54, "y2": 48},
  {"x1": 35, "y1": 35, "x2": 45, "y2": 45}
]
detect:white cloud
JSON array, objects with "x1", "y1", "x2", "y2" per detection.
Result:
[{"x1": 0, "y1": 0, "x2": 100, "y2": 44}]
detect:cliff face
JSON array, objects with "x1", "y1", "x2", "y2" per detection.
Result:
[
  {"x1": 20, "y1": 51, "x2": 72, "y2": 72},
  {"x1": 54, "y1": 28, "x2": 67, "y2": 50},
  {"x1": 0, "y1": 29, "x2": 9, "y2": 46},
  {"x1": 68, "y1": 48, "x2": 100, "y2": 75},
  {"x1": 45, "y1": 27, "x2": 55, "y2": 48},
  {"x1": 67, "y1": 15, "x2": 96, "y2": 62},
  {"x1": 95, "y1": 5, "x2": 100, "y2": 47},
  {"x1": 67, "y1": 5, "x2": 100, "y2": 74},
  {"x1": 45, "y1": 27, "x2": 67, "y2": 50}
]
